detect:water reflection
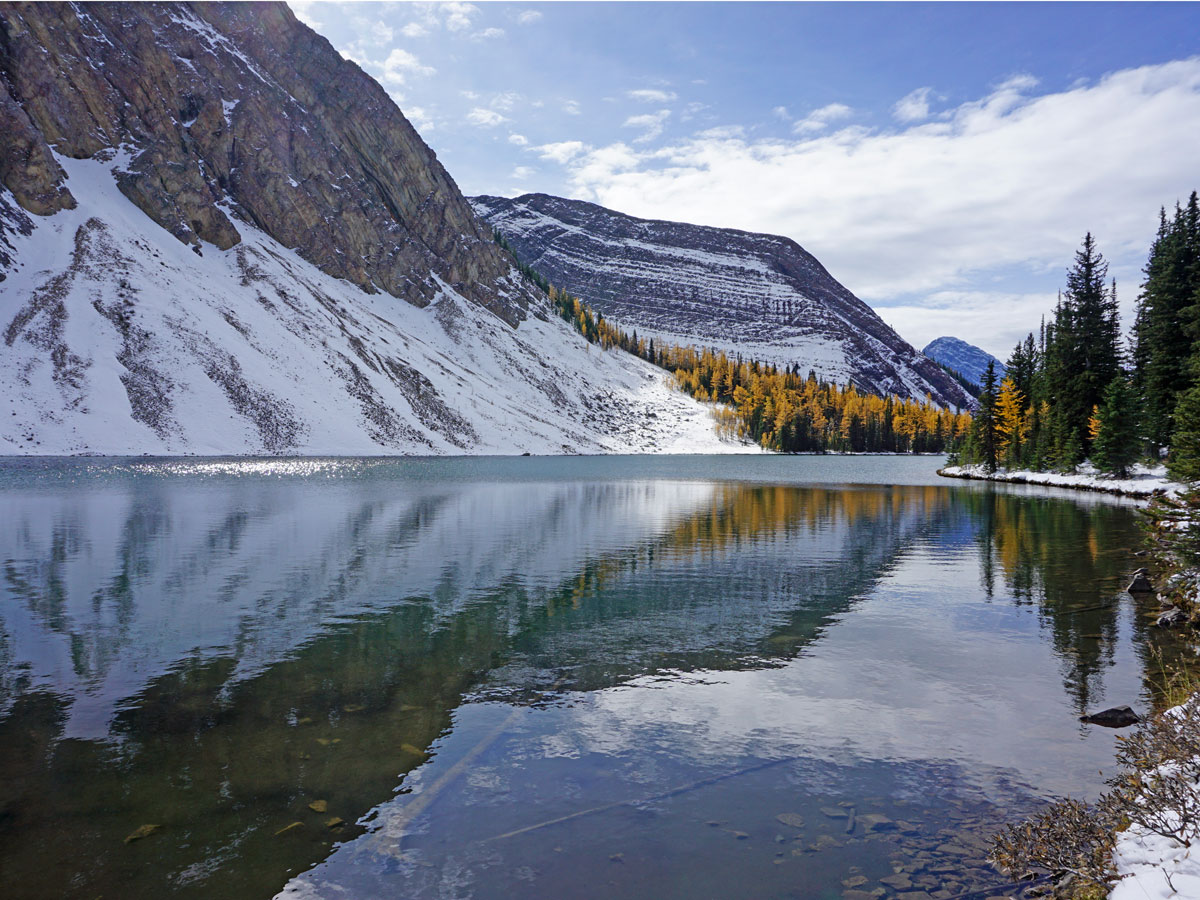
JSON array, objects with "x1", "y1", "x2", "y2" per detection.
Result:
[{"x1": 0, "y1": 458, "x2": 1162, "y2": 899}]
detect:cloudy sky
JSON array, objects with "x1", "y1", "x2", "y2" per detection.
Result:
[{"x1": 290, "y1": 1, "x2": 1200, "y2": 359}]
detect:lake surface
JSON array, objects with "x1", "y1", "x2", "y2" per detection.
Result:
[{"x1": 0, "y1": 455, "x2": 1174, "y2": 899}]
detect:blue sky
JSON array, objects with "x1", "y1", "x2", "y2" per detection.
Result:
[{"x1": 291, "y1": 2, "x2": 1200, "y2": 359}]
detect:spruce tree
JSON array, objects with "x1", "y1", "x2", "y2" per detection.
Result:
[
  {"x1": 974, "y1": 361, "x2": 1000, "y2": 472},
  {"x1": 1169, "y1": 383, "x2": 1200, "y2": 482},
  {"x1": 1091, "y1": 376, "x2": 1142, "y2": 478}
]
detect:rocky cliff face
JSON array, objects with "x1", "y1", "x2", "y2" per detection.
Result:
[
  {"x1": 0, "y1": 1, "x2": 737, "y2": 455},
  {"x1": 0, "y1": 1, "x2": 522, "y2": 322},
  {"x1": 473, "y1": 193, "x2": 975, "y2": 409}
]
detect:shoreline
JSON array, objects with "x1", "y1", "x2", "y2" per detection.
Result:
[{"x1": 938, "y1": 463, "x2": 1183, "y2": 499}]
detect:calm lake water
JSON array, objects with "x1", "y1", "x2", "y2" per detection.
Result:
[{"x1": 0, "y1": 455, "x2": 1174, "y2": 899}]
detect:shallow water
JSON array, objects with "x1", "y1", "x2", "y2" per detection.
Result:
[{"x1": 0, "y1": 455, "x2": 1172, "y2": 899}]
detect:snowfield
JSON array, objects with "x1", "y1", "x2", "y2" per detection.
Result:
[
  {"x1": 939, "y1": 463, "x2": 1183, "y2": 498},
  {"x1": 0, "y1": 156, "x2": 755, "y2": 457}
]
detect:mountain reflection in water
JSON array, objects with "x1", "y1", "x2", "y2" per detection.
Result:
[{"x1": 0, "y1": 456, "x2": 1169, "y2": 900}]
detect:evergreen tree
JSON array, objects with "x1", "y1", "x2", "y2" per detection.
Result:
[
  {"x1": 1135, "y1": 194, "x2": 1200, "y2": 451},
  {"x1": 974, "y1": 361, "x2": 1000, "y2": 472},
  {"x1": 1091, "y1": 376, "x2": 1142, "y2": 478},
  {"x1": 1169, "y1": 383, "x2": 1200, "y2": 482}
]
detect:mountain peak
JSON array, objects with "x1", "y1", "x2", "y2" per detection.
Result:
[{"x1": 922, "y1": 337, "x2": 1006, "y2": 386}]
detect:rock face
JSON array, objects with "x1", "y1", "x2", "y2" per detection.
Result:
[
  {"x1": 0, "y1": 1, "x2": 522, "y2": 324},
  {"x1": 0, "y1": 1, "x2": 736, "y2": 455},
  {"x1": 922, "y1": 337, "x2": 1006, "y2": 388},
  {"x1": 472, "y1": 193, "x2": 975, "y2": 409}
]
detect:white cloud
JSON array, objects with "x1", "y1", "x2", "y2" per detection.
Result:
[
  {"x1": 490, "y1": 91, "x2": 521, "y2": 112},
  {"x1": 627, "y1": 89, "x2": 678, "y2": 103},
  {"x1": 401, "y1": 22, "x2": 429, "y2": 38},
  {"x1": 381, "y1": 48, "x2": 435, "y2": 86},
  {"x1": 792, "y1": 102, "x2": 853, "y2": 134},
  {"x1": 511, "y1": 165, "x2": 536, "y2": 179},
  {"x1": 466, "y1": 107, "x2": 507, "y2": 127},
  {"x1": 406, "y1": 106, "x2": 434, "y2": 132},
  {"x1": 772, "y1": 105, "x2": 790, "y2": 120},
  {"x1": 517, "y1": 9, "x2": 543, "y2": 25},
  {"x1": 892, "y1": 86, "x2": 933, "y2": 123},
  {"x1": 623, "y1": 109, "x2": 670, "y2": 143},
  {"x1": 536, "y1": 140, "x2": 588, "y2": 164},
  {"x1": 563, "y1": 99, "x2": 581, "y2": 116},
  {"x1": 545, "y1": 58, "x2": 1200, "y2": 350},
  {"x1": 370, "y1": 21, "x2": 394, "y2": 44},
  {"x1": 443, "y1": 2, "x2": 479, "y2": 32},
  {"x1": 508, "y1": 133, "x2": 529, "y2": 146},
  {"x1": 289, "y1": 1, "x2": 321, "y2": 29},
  {"x1": 471, "y1": 26, "x2": 505, "y2": 41},
  {"x1": 696, "y1": 125, "x2": 744, "y2": 139}
]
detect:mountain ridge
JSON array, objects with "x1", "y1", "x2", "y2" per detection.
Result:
[{"x1": 472, "y1": 192, "x2": 975, "y2": 410}]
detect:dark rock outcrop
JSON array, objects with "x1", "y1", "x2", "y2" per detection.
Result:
[
  {"x1": 472, "y1": 192, "x2": 975, "y2": 408},
  {"x1": 0, "y1": 1, "x2": 528, "y2": 324}
]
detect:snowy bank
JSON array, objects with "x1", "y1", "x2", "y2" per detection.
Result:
[
  {"x1": 938, "y1": 462, "x2": 1183, "y2": 498},
  {"x1": 1109, "y1": 697, "x2": 1200, "y2": 900}
]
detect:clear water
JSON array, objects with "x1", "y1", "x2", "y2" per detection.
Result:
[{"x1": 0, "y1": 455, "x2": 1172, "y2": 899}]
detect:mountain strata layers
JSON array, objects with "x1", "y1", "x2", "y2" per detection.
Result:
[
  {"x1": 472, "y1": 193, "x2": 975, "y2": 409},
  {"x1": 0, "y1": 2, "x2": 734, "y2": 455}
]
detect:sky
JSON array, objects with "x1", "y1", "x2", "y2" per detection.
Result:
[{"x1": 289, "y1": 1, "x2": 1200, "y2": 360}]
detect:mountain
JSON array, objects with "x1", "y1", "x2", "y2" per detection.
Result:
[
  {"x1": 0, "y1": 2, "x2": 735, "y2": 455},
  {"x1": 471, "y1": 193, "x2": 975, "y2": 410},
  {"x1": 922, "y1": 336, "x2": 1006, "y2": 387}
]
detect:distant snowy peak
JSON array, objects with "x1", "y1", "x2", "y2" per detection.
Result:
[
  {"x1": 922, "y1": 337, "x2": 1006, "y2": 387},
  {"x1": 472, "y1": 193, "x2": 975, "y2": 410}
]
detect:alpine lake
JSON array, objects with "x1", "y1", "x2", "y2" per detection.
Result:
[{"x1": 0, "y1": 455, "x2": 1188, "y2": 900}]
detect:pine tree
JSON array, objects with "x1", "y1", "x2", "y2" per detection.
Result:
[{"x1": 1091, "y1": 376, "x2": 1142, "y2": 478}]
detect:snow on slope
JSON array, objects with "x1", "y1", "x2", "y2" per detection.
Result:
[{"x1": 0, "y1": 156, "x2": 750, "y2": 456}]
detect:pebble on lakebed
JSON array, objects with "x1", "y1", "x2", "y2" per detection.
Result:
[{"x1": 123, "y1": 823, "x2": 160, "y2": 844}]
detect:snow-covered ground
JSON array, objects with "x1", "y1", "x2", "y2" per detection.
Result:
[
  {"x1": 939, "y1": 462, "x2": 1184, "y2": 498},
  {"x1": 0, "y1": 155, "x2": 757, "y2": 457},
  {"x1": 1109, "y1": 697, "x2": 1200, "y2": 900}
]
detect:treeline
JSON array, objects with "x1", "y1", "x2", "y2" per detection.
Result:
[
  {"x1": 546, "y1": 285, "x2": 970, "y2": 453},
  {"x1": 956, "y1": 192, "x2": 1200, "y2": 481}
]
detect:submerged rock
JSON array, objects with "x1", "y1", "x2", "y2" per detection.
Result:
[
  {"x1": 1127, "y1": 569, "x2": 1154, "y2": 593},
  {"x1": 775, "y1": 812, "x2": 806, "y2": 829},
  {"x1": 1079, "y1": 705, "x2": 1140, "y2": 728}
]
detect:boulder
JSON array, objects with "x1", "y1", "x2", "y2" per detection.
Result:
[
  {"x1": 1157, "y1": 607, "x2": 1188, "y2": 628},
  {"x1": 1127, "y1": 569, "x2": 1154, "y2": 593}
]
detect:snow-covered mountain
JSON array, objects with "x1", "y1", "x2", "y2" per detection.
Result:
[
  {"x1": 0, "y1": 3, "x2": 739, "y2": 456},
  {"x1": 922, "y1": 336, "x2": 1007, "y2": 387},
  {"x1": 471, "y1": 193, "x2": 975, "y2": 410}
]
